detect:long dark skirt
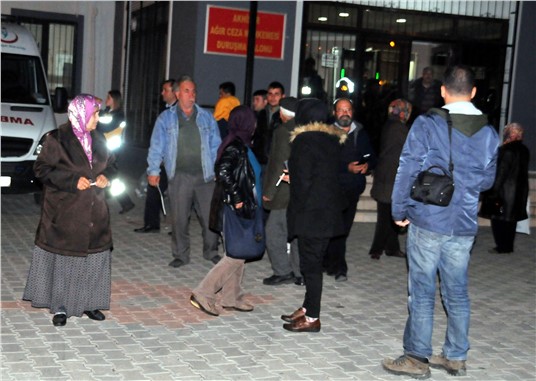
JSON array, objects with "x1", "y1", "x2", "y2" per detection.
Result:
[{"x1": 23, "y1": 246, "x2": 111, "y2": 317}]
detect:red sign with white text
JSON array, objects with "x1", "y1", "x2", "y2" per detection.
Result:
[{"x1": 204, "y1": 5, "x2": 286, "y2": 60}]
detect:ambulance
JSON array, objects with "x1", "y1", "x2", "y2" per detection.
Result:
[{"x1": 1, "y1": 22, "x2": 67, "y2": 193}]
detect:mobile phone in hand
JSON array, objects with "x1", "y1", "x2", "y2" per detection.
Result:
[{"x1": 359, "y1": 154, "x2": 371, "y2": 164}]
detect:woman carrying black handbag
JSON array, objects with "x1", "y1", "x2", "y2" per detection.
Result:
[{"x1": 190, "y1": 105, "x2": 263, "y2": 316}]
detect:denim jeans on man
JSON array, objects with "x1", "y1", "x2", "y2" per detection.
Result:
[{"x1": 403, "y1": 224, "x2": 474, "y2": 361}]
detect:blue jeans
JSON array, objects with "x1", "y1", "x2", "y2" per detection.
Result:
[{"x1": 403, "y1": 224, "x2": 474, "y2": 361}]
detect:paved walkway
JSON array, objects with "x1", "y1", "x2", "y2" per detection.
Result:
[{"x1": 1, "y1": 192, "x2": 535, "y2": 380}]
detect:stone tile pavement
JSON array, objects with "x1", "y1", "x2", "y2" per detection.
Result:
[{"x1": 1, "y1": 192, "x2": 535, "y2": 380}]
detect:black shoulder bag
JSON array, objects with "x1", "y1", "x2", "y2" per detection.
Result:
[{"x1": 410, "y1": 110, "x2": 455, "y2": 207}]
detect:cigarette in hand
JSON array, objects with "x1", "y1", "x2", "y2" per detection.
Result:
[
  {"x1": 90, "y1": 182, "x2": 97, "y2": 186},
  {"x1": 276, "y1": 173, "x2": 285, "y2": 187}
]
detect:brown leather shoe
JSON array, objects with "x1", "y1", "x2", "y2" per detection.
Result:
[
  {"x1": 281, "y1": 307, "x2": 305, "y2": 323},
  {"x1": 283, "y1": 316, "x2": 321, "y2": 332}
]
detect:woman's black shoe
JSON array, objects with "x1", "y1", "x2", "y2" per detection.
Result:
[
  {"x1": 52, "y1": 313, "x2": 67, "y2": 326},
  {"x1": 84, "y1": 310, "x2": 106, "y2": 321}
]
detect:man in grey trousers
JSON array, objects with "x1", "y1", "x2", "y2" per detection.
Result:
[
  {"x1": 262, "y1": 97, "x2": 302, "y2": 286},
  {"x1": 147, "y1": 75, "x2": 222, "y2": 268}
]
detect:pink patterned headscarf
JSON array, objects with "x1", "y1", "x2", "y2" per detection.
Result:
[{"x1": 68, "y1": 94, "x2": 101, "y2": 166}]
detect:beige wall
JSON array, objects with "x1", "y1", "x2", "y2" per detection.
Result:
[{"x1": 2, "y1": 1, "x2": 117, "y2": 103}]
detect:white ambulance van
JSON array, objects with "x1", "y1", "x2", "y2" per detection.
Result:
[{"x1": 1, "y1": 22, "x2": 67, "y2": 193}]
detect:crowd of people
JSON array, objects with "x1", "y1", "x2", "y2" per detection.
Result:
[{"x1": 23, "y1": 64, "x2": 530, "y2": 379}]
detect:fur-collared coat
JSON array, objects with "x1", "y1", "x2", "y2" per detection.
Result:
[
  {"x1": 33, "y1": 123, "x2": 117, "y2": 257},
  {"x1": 287, "y1": 122, "x2": 348, "y2": 239}
]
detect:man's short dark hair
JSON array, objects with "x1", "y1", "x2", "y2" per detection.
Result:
[
  {"x1": 219, "y1": 81, "x2": 236, "y2": 96},
  {"x1": 268, "y1": 81, "x2": 285, "y2": 95},
  {"x1": 161, "y1": 78, "x2": 174, "y2": 87},
  {"x1": 253, "y1": 89, "x2": 268, "y2": 99},
  {"x1": 443, "y1": 65, "x2": 475, "y2": 96}
]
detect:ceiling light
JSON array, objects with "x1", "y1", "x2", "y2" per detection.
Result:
[
  {"x1": 318, "y1": 16, "x2": 328, "y2": 22},
  {"x1": 396, "y1": 18, "x2": 407, "y2": 23},
  {"x1": 365, "y1": 47, "x2": 373, "y2": 52},
  {"x1": 339, "y1": 12, "x2": 350, "y2": 18}
]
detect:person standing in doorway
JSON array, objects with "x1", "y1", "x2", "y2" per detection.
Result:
[{"x1": 409, "y1": 66, "x2": 443, "y2": 120}]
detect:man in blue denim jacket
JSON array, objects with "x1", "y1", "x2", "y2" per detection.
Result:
[
  {"x1": 382, "y1": 65, "x2": 499, "y2": 379},
  {"x1": 147, "y1": 75, "x2": 222, "y2": 268}
]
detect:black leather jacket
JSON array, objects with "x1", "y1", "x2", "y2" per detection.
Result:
[{"x1": 209, "y1": 139, "x2": 257, "y2": 232}]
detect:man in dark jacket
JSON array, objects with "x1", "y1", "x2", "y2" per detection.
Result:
[
  {"x1": 134, "y1": 79, "x2": 175, "y2": 233},
  {"x1": 252, "y1": 81, "x2": 285, "y2": 165},
  {"x1": 382, "y1": 65, "x2": 499, "y2": 379},
  {"x1": 282, "y1": 98, "x2": 347, "y2": 333},
  {"x1": 323, "y1": 98, "x2": 376, "y2": 282},
  {"x1": 262, "y1": 97, "x2": 302, "y2": 286},
  {"x1": 409, "y1": 66, "x2": 443, "y2": 120}
]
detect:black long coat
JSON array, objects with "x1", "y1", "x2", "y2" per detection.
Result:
[
  {"x1": 370, "y1": 118, "x2": 409, "y2": 203},
  {"x1": 481, "y1": 140, "x2": 530, "y2": 222},
  {"x1": 287, "y1": 123, "x2": 348, "y2": 239},
  {"x1": 33, "y1": 123, "x2": 117, "y2": 256}
]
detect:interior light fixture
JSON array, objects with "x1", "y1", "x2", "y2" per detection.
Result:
[
  {"x1": 339, "y1": 12, "x2": 350, "y2": 17},
  {"x1": 318, "y1": 16, "x2": 328, "y2": 22},
  {"x1": 365, "y1": 47, "x2": 373, "y2": 52},
  {"x1": 396, "y1": 18, "x2": 407, "y2": 23}
]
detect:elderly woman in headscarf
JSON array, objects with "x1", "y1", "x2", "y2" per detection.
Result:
[
  {"x1": 23, "y1": 94, "x2": 117, "y2": 327},
  {"x1": 369, "y1": 99, "x2": 412, "y2": 260},
  {"x1": 480, "y1": 122, "x2": 530, "y2": 254},
  {"x1": 281, "y1": 98, "x2": 347, "y2": 333},
  {"x1": 190, "y1": 105, "x2": 262, "y2": 317}
]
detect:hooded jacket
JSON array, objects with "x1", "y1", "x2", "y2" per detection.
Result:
[
  {"x1": 392, "y1": 107, "x2": 499, "y2": 236},
  {"x1": 287, "y1": 122, "x2": 348, "y2": 239}
]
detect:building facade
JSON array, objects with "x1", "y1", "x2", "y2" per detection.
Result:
[{"x1": 2, "y1": 1, "x2": 534, "y2": 170}]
